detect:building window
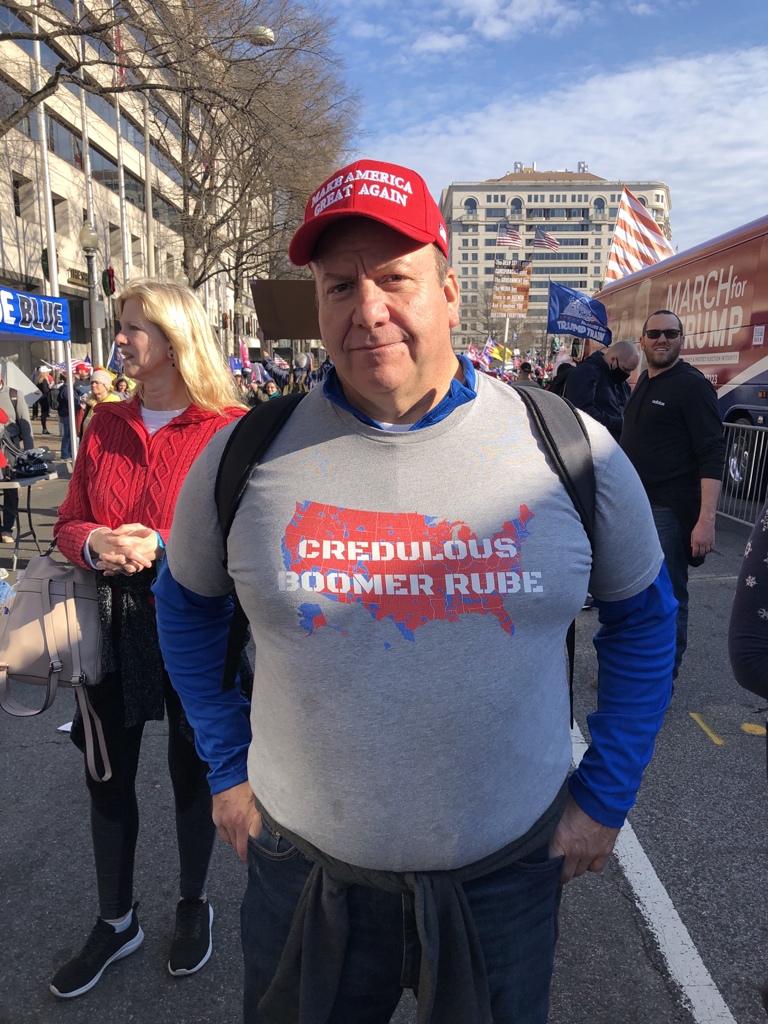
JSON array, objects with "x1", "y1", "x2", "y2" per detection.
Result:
[
  {"x1": 486, "y1": 208, "x2": 506, "y2": 218},
  {"x1": 131, "y1": 234, "x2": 143, "y2": 270},
  {"x1": 464, "y1": 198, "x2": 478, "y2": 215},
  {"x1": 461, "y1": 253, "x2": 468, "y2": 261},
  {"x1": 511, "y1": 198, "x2": 522, "y2": 213},
  {"x1": 51, "y1": 193, "x2": 67, "y2": 234},
  {"x1": 486, "y1": 195, "x2": 492, "y2": 202},
  {"x1": 11, "y1": 175, "x2": 31, "y2": 219},
  {"x1": 471, "y1": 238, "x2": 478, "y2": 246},
  {"x1": 471, "y1": 253, "x2": 478, "y2": 261},
  {"x1": 461, "y1": 238, "x2": 468, "y2": 246}
]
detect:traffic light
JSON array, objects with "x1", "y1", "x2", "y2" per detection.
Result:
[{"x1": 102, "y1": 267, "x2": 116, "y2": 296}]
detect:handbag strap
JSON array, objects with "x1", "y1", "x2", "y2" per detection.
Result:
[
  {"x1": 63, "y1": 579, "x2": 84, "y2": 685},
  {"x1": 75, "y1": 685, "x2": 112, "y2": 783}
]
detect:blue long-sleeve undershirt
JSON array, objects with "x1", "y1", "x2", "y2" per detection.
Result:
[
  {"x1": 155, "y1": 554, "x2": 676, "y2": 823},
  {"x1": 153, "y1": 559, "x2": 251, "y2": 794},
  {"x1": 569, "y1": 563, "x2": 676, "y2": 826}
]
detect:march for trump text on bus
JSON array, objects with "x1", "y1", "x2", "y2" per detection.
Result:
[{"x1": 547, "y1": 282, "x2": 612, "y2": 346}]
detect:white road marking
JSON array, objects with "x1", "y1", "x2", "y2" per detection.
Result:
[{"x1": 571, "y1": 724, "x2": 737, "y2": 1024}]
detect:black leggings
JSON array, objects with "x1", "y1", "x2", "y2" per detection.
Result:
[{"x1": 84, "y1": 676, "x2": 216, "y2": 919}]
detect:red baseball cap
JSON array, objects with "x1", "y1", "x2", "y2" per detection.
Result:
[
  {"x1": 288, "y1": 159, "x2": 449, "y2": 266},
  {"x1": 75, "y1": 362, "x2": 89, "y2": 372}
]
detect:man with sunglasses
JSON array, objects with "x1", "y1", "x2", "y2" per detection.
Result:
[{"x1": 621, "y1": 309, "x2": 725, "y2": 678}]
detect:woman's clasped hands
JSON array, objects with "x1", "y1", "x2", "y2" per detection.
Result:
[{"x1": 90, "y1": 523, "x2": 162, "y2": 576}]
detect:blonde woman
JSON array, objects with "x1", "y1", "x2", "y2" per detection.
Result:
[{"x1": 52, "y1": 280, "x2": 245, "y2": 999}]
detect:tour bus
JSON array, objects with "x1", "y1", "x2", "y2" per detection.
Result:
[{"x1": 596, "y1": 214, "x2": 768, "y2": 427}]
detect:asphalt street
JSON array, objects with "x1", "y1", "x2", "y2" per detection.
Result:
[{"x1": 1, "y1": 419, "x2": 765, "y2": 1024}]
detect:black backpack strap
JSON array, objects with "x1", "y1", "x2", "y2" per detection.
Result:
[
  {"x1": 214, "y1": 393, "x2": 306, "y2": 690},
  {"x1": 511, "y1": 385, "x2": 596, "y2": 724}
]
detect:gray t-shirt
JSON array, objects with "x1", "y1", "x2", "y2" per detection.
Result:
[{"x1": 168, "y1": 374, "x2": 662, "y2": 871}]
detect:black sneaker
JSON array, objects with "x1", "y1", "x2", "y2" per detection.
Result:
[
  {"x1": 50, "y1": 910, "x2": 144, "y2": 999},
  {"x1": 168, "y1": 898, "x2": 213, "y2": 976}
]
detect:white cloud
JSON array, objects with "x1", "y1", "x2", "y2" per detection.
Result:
[
  {"x1": 440, "y1": 0, "x2": 600, "y2": 40},
  {"x1": 363, "y1": 47, "x2": 768, "y2": 252},
  {"x1": 347, "y1": 20, "x2": 383, "y2": 40},
  {"x1": 412, "y1": 30, "x2": 468, "y2": 53}
]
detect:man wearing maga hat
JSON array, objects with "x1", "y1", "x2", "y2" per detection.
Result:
[{"x1": 154, "y1": 158, "x2": 676, "y2": 1023}]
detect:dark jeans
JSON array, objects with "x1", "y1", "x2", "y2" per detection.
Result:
[
  {"x1": 60, "y1": 415, "x2": 72, "y2": 460},
  {"x1": 241, "y1": 821, "x2": 562, "y2": 1024},
  {"x1": 651, "y1": 505, "x2": 689, "y2": 678},
  {"x1": 2, "y1": 488, "x2": 18, "y2": 534},
  {"x1": 32, "y1": 395, "x2": 49, "y2": 428},
  {"x1": 84, "y1": 675, "x2": 215, "y2": 919}
]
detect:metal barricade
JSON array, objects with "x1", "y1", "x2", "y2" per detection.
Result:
[{"x1": 718, "y1": 421, "x2": 768, "y2": 525}]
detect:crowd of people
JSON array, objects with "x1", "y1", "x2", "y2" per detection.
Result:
[{"x1": 3, "y1": 155, "x2": 764, "y2": 1024}]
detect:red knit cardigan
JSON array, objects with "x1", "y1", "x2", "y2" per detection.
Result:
[{"x1": 55, "y1": 398, "x2": 244, "y2": 567}]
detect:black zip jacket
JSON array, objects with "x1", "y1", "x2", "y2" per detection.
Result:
[
  {"x1": 564, "y1": 351, "x2": 630, "y2": 441},
  {"x1": 620, "y1": 360, "x2": 725, "y2": 531}
]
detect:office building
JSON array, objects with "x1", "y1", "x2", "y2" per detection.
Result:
[{"x1": 439, "y1": 163, "x2": 672, "y2": 351}]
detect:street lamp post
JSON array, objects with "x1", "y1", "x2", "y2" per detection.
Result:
[{"x1": 79, "y1": 221, "x2": 104, "y2": 367}]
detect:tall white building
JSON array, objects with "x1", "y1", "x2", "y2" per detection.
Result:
[{"x1": 439, "y1": 163, "x2": 672, "y2": 351}]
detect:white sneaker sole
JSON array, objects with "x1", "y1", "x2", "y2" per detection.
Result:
[
  {"x1": 50, "y1": 926, "x2": 145, "y2": 999},
  {"x1": 168, "y1": 904, "x2": 214, "y2": 976}
]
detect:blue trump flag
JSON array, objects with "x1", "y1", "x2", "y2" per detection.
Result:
[
  {"x1": 547, "y1": 282, "x2": 611, "y2": 346},
  {"x1": 0, "y1": 286, "x2": 70, "y2": 342}
]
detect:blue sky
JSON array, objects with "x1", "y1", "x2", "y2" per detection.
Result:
[{"x1": 331, "y1": 0, "x2": 768, "y2": 252}]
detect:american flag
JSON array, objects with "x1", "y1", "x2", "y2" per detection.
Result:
[
  {"x1": 113, "y1": 24, "x2": 126, "y2": 88},
  {"x1": 467, "y1": 342, "x2": 489, "y2": 367},
  {"x1": 534, "y1": 227, "x2": 560, "y2": 252},
  {"x1": 605, "y1": 186, "x2": 675, "y2": 282},
  {"x1": 497, "y1": 224, "x2": 522, "y2": 248}
]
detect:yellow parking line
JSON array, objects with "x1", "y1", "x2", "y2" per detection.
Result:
[
  {"x1": 689, "y1": 713, "x2": 725, "y2": 746},
  {"x1": 741, "y1": 723, "x2": 767, "y2": 736}
]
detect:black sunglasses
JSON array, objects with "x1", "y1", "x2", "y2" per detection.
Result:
[{"x1": 644, "y1": 328, "x2": 681, "y2": 340}]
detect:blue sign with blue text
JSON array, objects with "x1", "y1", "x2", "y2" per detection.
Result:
[
  {"x1": 547, "y1": 282, "x2": 611, "y2": 346},
  {"x1": 0, "y1": 286, "x2": 70, "y2": 342}
]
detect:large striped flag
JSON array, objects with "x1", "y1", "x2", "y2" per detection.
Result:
[
  {"x1": 534, "y1": 226, "x2": 560, "y2": 252},
  {"x1": 467, "y1": 342, "x2": 489, "y2": 367},
  {"x1": 605, "y1": 187, "x2": 675, "y2": 281},
  {"x1": 497, "y1": 224, "x2": 523, "y2": 248}
]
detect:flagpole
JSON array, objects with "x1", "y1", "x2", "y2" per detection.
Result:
[
  {"x1": 112, "y1": 6, "x2": 131, "y2": 286},
  {"x1": 143, "y1": 91, "x2": 155, "y2": 277},
  {"x1": 31, "y1": 0, "x2": 64, "y2": 367},
  {"x1": 74, "y1": 0, "x2": 104, "y2": 368}
]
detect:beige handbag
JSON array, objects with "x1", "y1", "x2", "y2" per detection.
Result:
[{"x1": 0, "y1": 549, "x2": 112, "y2": 781}]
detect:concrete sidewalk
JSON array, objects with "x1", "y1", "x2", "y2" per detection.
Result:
[{"x1": 0, "y1": 414, "x2": 72, "y2": 578}]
